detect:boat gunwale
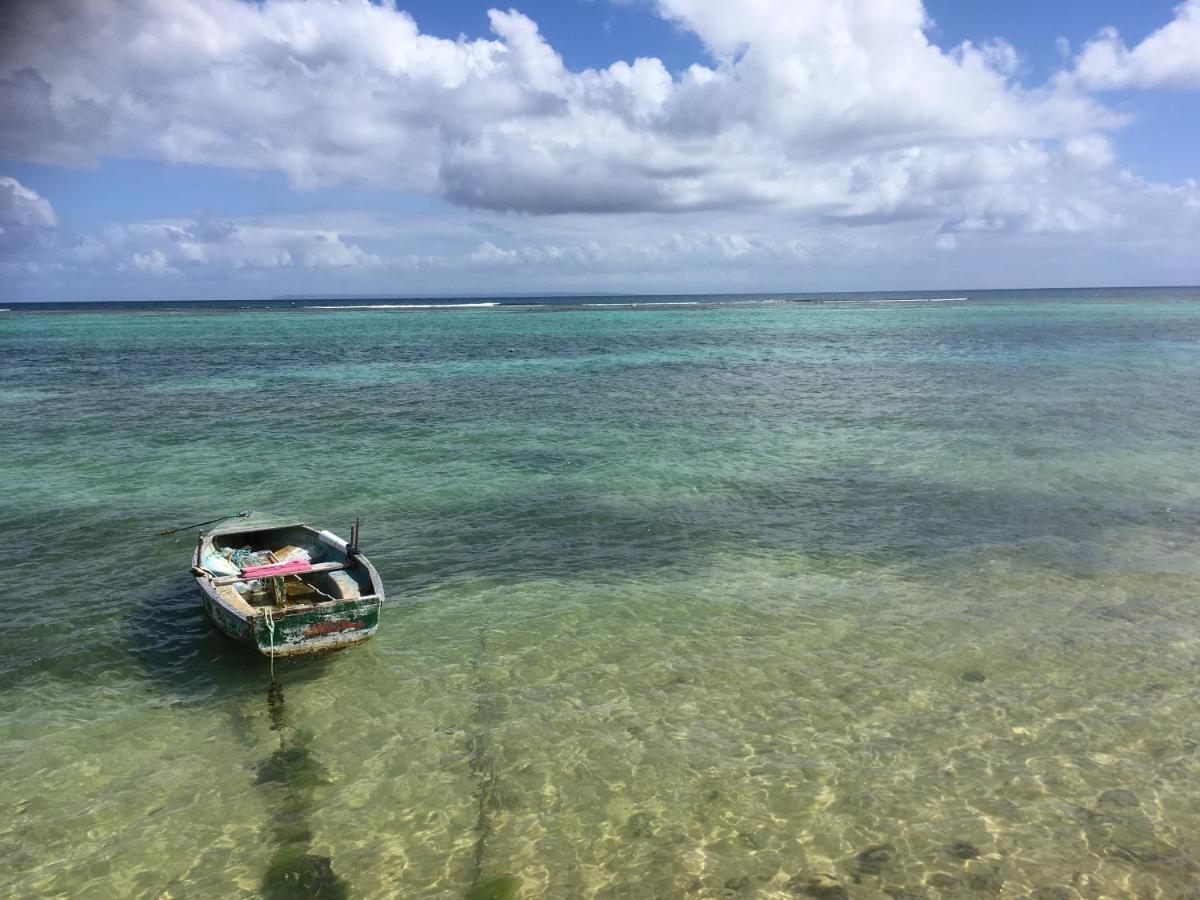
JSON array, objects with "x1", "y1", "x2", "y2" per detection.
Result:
[{"x1": 192, "y1": 522, "x2": 386, "y2": 626}]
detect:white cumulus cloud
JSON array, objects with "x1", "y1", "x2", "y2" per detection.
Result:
[
  {"x1": 0, "y1": 0, "x2": 1120, "y2": 219},
  {"x1": 101, "y1": 216, "x2": 382, "y2": 275},
  {"x1": 1073, "y1": 0, "x2": 1200, "y2": 90}
]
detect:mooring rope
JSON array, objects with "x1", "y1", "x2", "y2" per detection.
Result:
[
  {"x1": 259, "y1": 645, "x2": 348, "y2": 896},
  {"x1": 264, "y1": 605, "x2": 276, "y2": 680}
]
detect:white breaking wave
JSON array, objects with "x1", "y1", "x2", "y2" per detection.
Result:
[
  {"x1": 578, "y1": 301, "x2": 702, "y2": 307},
  {"x1": 868, "y1": 301, "x2": 969, "y2": 309},
  {"x1": 306, "y1": 302, "x2": 501, "y2": 310}
]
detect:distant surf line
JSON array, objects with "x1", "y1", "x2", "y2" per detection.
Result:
[
  {"x1": 864, "y1": 301, "x2": 964, "y2": 309},
  {"x1": 578, "y1": 301, "x2": 702, "y2": 307},
  {"x1": 305, "y1": 300, "x2": 710, "y2": 311},
  {"x1": 300, "y1": 296, "x2": 968, "y2": 313},
  {"x1": 306, "y1": 302, "x2": 501, "y2": 310}
]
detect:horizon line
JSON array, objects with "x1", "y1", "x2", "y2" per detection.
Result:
[{"x1": 4, "y1": 283, "x2": 1200, "y2": 305}]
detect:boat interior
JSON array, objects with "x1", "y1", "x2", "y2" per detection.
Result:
[{"x1": 197, "y1": 524, "x2": 374, "y2": 614}]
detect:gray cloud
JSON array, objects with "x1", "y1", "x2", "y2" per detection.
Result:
[{"x1": 0, "y1": 175, "x2": 58, "y2": 251}]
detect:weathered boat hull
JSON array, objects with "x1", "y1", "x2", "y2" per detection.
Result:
[
  {"x1": 200, "y1": 590, "x2": 382, "y2": 657},
  {"x1": 192, "y1": 518, "x2": 385, "y2": 658}
]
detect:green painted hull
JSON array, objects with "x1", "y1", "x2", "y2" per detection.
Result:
[{"x1": 200, "y1": 590, "x2": 382, "y2": 657}]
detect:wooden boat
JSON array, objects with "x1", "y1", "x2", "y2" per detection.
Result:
[{"x1": 191, "y1": 517, "x2": 384, "y2": 657}]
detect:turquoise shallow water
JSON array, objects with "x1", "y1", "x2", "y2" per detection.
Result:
[{"x1": 2, "y1": 290, "x2": 1200, "y2": 898}]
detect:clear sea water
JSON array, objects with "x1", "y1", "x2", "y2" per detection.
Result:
[{"x1": 2, "y1": 288, "x2": 1199, "y2": 899}]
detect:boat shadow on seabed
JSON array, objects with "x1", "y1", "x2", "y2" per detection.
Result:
[
  {"x1": 124, "y1": 576, "x2": 338, "y2": 703},
  {"x1": 125, "y1": 578, "x2": 350, "y2": 897}
]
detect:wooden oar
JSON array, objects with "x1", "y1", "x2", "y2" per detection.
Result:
[{"x1": 156, "y1": 510, "x2": 249, "y2": 536}]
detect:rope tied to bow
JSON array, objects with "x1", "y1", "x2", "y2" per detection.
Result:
[{"x1": 264, "y1": 604, "x2": 277, "y2": 678}]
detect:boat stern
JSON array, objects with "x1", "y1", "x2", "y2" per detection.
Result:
[{"x1": 253, "y1": 595, "x2": 383, "y2": 657}]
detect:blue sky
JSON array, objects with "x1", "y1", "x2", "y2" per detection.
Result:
[{"x1": 1, "y1": 0, "x2": 1198, "y2": 300}]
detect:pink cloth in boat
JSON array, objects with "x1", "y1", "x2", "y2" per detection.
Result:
[{"x1": 241, "y1": 559, "x2": 313, "y2": 578}]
